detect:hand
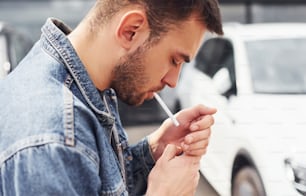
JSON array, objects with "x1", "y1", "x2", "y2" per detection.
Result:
[
  {"x1": 146, "y1": 144, "x2": 200, "y2": 196},
  {"x1": 148, "y1": 104, "x2": 216, "y2": 161}
]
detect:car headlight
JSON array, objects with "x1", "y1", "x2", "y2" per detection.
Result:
[{"x1": 284, "y1": 158, "x2": 306, "y2": 195}]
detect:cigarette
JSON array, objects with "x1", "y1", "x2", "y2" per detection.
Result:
[{"x1": 153, "y1": 92, "x2": 180, "y2": 127}]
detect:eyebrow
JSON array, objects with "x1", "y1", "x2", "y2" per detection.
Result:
[{"x1": 178, "y1": 52, "x2": 190, "y2": 63}]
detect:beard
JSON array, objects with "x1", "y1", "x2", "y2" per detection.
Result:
[{"x1": 110, "y1": 45, "x2": 152, "y2": 106}]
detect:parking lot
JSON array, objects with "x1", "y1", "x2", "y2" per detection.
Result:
[{"x1": 2, "y1": 0, "x2": 306, "y2": 195}]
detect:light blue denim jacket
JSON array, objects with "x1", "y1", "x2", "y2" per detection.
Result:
[{"x1": 0, "y1": 18, "x2": 155, "y2": 196}]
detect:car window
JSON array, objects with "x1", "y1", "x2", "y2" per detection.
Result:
[
  {"x1": 8, "y1": 32, "x2": 33, "y2": 70},
  {"x1": 245, "y1": 38, "x2": 306, "y2": 94},
  {"x1": 195, "y1": 38, "x2": 236, "y2": 97},
  {"x1": 195, "y1": 38, "x2": 234, "y2": 76}
]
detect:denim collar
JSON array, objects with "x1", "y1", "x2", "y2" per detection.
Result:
[{"x1": 41, "y1": 18, "x2": 115, "y2": 121}]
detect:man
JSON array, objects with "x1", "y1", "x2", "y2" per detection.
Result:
[{"x1": 0, "y1": 0, "x2": 223, "y2": 195}]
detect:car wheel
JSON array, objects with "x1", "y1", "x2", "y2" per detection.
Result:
[{"x1": 232, "y1": 167, "x2": 265, "y2": 196}]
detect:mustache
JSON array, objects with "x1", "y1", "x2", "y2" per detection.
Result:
[{"x1": 151, "y1": 85, "x2": 166, "y2": 93}]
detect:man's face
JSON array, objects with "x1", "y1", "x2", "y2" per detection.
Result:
[
  {"x1": 111, "y1": 43, "x2": 155, "y2": 106},
  {"x1": 111, "y1": 17, "x2": 206, "y2": 106}
]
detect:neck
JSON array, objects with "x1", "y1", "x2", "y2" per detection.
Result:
[{"x1": 67, "y1": 20, "x2": 119, "y2": 91}]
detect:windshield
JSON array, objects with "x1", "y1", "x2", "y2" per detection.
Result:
[{"x1": 245, "y1": 38, "x2": 306, "y2": 94}]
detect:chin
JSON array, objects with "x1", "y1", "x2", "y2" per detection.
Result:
[
  {"x1": 132, "y1": 95, "x2": 150, "y2": 107},
  {"x1": 123, "y1": 96, "x2": 144, "y2": 106},
  {"x1": 120, "y1": 91, "x2": 150, "y2": 106}
]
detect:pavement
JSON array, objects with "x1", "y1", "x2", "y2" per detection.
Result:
[{"x1": 125, "y1": 124, "x2": 220, "y2": 196}]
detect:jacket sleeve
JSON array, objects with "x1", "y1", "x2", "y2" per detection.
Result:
[
  {"x1": 128, "y1": 137, "x2": 156, "y2": 195},
  {"x1": 0, "y1": 142, "x2": 101, "y2": 196}
]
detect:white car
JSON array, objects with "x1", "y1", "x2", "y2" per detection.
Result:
[{"x1": 177, "y1": 23, "x2": 306, "y2": 196}]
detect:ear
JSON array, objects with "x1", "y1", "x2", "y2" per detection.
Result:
[{"x1": 115, "y1": 10, "x2": 149, "y2": 50}]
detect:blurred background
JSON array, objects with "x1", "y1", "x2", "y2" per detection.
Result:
[
  {"x1": 1, "y1": 0, "x2": 306, "y2": 126},
  {"x1": 1, "y1": 0, "x2": 306, "y2": 195}
]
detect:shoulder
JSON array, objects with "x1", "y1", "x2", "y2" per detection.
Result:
[{"x1": 0, "y1": 140, "x2": 100, "y2": 195}]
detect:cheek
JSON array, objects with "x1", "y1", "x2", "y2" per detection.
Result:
[
  {"x1": 145, "y1": 62, "x2": 168, "y2": 85},
  {"x1": 144, "y1": 51, "x2": 169, "y2": 81}
]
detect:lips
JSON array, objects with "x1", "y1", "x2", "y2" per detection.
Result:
[{"x1": 146, "y1": 85, "x2": 165, "y2": 99}]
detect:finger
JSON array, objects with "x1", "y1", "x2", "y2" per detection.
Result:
[
  {"x1": 190, "y1": 115, "x2": 215, "y2": 132},
  {"x1": 182, "y1": 132, "x2": 210, "y2": 156},
  {"x1": 184, "y1": 128, "x2": 211, "y2": 144},
  {"x1": 181, "y1": 154, "x2": 202, "y2": 164},
  {"x1": 183, "y1": 137, "x2": 209, "y2": 151},
  {"x1": 176, "y1": 105, "x2": 216, "y2": 124},
  {"x1": 183, "y1": 138, "x2": 209, "y2": 156},
  {"x1": 161, "y1": 144, "x2": 180, "y2": 161},
  {"x1": 184, "y1": 147, "x2": 208, "y2": 157},
  {"x1": 191, "y1": 104, "x2": 217, "y2": 118}
]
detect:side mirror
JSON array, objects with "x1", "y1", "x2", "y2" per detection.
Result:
[{"x1": 212, "y1": 67, "x2": 232, "y2": 95}]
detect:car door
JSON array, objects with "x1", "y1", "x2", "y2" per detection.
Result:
[{"x1": 191, "y1": 37, "x2": 247, "y2": 195}]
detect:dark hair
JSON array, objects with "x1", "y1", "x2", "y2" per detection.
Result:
[{"x1": 93, "y1": 0, "x2": 223, "y2": 40}]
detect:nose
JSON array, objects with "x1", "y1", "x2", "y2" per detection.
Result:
[{"x1": 161, "y1": 66, "x2": 181, "y2": 88}]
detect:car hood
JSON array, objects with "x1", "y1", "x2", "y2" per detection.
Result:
[
  {"x1": 229, "y1": 94, "x2": 306, "y2": 123},
  {"x1": 227, "y1": 94, "x2": 306, "y2": 157}
]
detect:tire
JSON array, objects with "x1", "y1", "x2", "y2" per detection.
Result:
[{"x1": 232, "y1": 167, "x2": 266, "y2": 196}]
